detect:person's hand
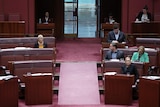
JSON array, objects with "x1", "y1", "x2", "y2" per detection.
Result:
[
  {"x1": 122, "y1": 42, "x2": 126, "y2": 44},
  {"x1": 112, "y1": 40, "x2": 118, "y2": 43}
]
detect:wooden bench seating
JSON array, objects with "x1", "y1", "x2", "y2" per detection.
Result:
[
  {"x1": 136, "y1": 37, "x2": 160, "y2": 49},
  {"x1": 101, "y1": 42, "x2": 126, "y2": 48},
  {"x1": 9, "y1": 60, "x2": 54, "y2": 82},
  {"x1": 102, "y1": 61, "x2": 145, "y2": 76},
  {"x1": 101, "y1": 48, "x2": 158, "y2": 67},
  {"x1": 0, "y1": 48, "x2": 56, "y2": 68},
  {"x1": 0, "y1": 37, "x2": 56, "y2": 49}
]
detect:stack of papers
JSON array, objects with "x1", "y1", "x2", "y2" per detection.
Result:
[
  {"x1": 142, "y1": 76, "x2": 160, "y2": 80},
  {"x1": 14, "y1": 47, "x2": 31, "y2": 50},
  {"x1": 104, "y1": 72, "x2": 117, "y2": 75},
  {"x1": 31, "y1": 73, "x2": 52, "y2": 76},
  {"x1": 0, "y1": 75, "x2": 14, "y2": 80}
]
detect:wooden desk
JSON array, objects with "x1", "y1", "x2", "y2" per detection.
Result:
[
  {"x1": 0, "y1": 76, "x2": 18, "y2": 107},
  {"x1": 0, "y1": 48, "x2": 56, "y2": 68},
  {"x1": 36, "y1": 23, "x2": 55, "y2": 36},
  {"x1": 104, "y1": 74, "x2": 134, "y2": 105},
  {"x1": 0, "y1": 21, "x2": 25, "y2": 37},
  {"x1": 101, "y1": 23, "x2": 119, "y2": 42},
  {"x1": 131, "y1": 22, "x2": 160, "y2": 33},
  {"x1": 139, "y1": 77, "x2": 160, "y2": 107},
  {"x1": 127, "y1": 33, "x2": 160, "y2": 46},
  {"x1": 24, "y1": 74, "x2": 53, "y2": 105}
]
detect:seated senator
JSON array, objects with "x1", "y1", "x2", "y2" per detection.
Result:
[
  {"x1": 121, "y1": 56, "x2": 139, "y2": 82},
  {"x1": 41, "y1": 11, "x2": 53, "y2": 23},
  {"x1": 105, "y1": 43, "x2": 124, "y2": 60},
  {"x1": 34, "y1": 34, "x2": 47, "y2": 48},
  {"x1": 136, "y1": 5, "x2": 151, "y2": 22},
  {"x1": 107, "y1": 24, "x2": 126, "y2": 43},
  {"x1": 131, "y1": 46, "x2": 149, "y2": 63},
  {"x1": 104, "y1": 13, "x2": 116, "y2": 24}
]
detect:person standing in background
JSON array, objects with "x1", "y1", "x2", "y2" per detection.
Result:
[
  {"x1": 41, "y1": 12, "x2": 53, "y2": 23},
  {"x1": 136, "y1": 5, "x2": 152, "y2": 22}
]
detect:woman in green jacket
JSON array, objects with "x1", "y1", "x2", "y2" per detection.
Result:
[{"x1": 131, "y1": 46, "x2": 149, "y2": 63}]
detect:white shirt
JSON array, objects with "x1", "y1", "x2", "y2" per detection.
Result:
[
  {"x1": 114, "y1": 31, "x2": 120, "y2": 40},
  {"x1": 141, "y1": 14, "x2": 148, "y2": 22}
]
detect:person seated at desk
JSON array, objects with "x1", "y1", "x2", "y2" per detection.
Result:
[
  {"x1": 121, "y1": 56, "x2": 139, "y2": 82},
  {"x1": 34, "y1": 34, "x2": 47, "y2": 48},
  {"x1": 136, "y1": 5, "x2": 151, "y2": 22},
  {"x1": 105, "y1": 43, "x2": 124, "y2": 60},
  {"x1": 104, "y1": 13, "x2": 116, "y2": 24},
  {"x1": 107, "y1": 24, "x2": 126, "y2": 43},
  {"x1": 131, "y1": 46, "x2": 149, "y2": 63},
  {"x1": 41, "y1": 12, "x2": 53, "y2": 24}
]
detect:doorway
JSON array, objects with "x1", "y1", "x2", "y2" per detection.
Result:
[{"x1": 64, "y1": 0, "x2": 98, "y2": 38}]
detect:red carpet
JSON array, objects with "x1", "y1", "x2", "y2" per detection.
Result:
[
  {"x1": 56, "y1": 38, "x2": 101, "y2": 62},
  {"x1": 58, "y1": 62, "x2": 100, "y2": 105},
  {"x1": 18, "y1": 38, "x2": 138, "y2": 107}
]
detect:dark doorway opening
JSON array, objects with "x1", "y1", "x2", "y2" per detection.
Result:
[
  {"x1": 35, "y1": 0, "x2": 54, "y2": 25},
  {"x1": 101, "y1": 0, "x2": 122, "y2": 27}
]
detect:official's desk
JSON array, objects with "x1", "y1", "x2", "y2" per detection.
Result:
[
  {"x1": 128, "y1": 22, "x2": 160, "y2": 46},
  {"x1": 131, "y1": 22, "x2": 160, "y2": 33},
  {"x1": 36, "y1": 23, "x2": 55, "y2": 36}
]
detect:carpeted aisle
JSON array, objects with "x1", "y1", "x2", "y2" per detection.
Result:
[
  {"x1": 56, "y1": 38, "x2": 101, "y2": 62},
  {"x1": 58, "y1": 62, "x2": 100, "y2": 105}
]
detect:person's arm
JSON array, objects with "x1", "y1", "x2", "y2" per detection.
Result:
[
  {"x1": 147, "y1": 12, "x2": 152, "y2": 21},
  {"x1": 123, "y1": 33, "x2": 126, "y2": 43},
  {"x1": 136, "y1": 12, "x2": 142, "y2": 21},
  {"x1": 121, "y1": 66, "x2": 125, "y2": 74},
  {"x1": 34, "y1": 42, "x2": 38, "y2": 48},
  {"x1": 120, "y1": 51, "x2": 125, "y2": 60},
  {"x1": 105, "y1": 52, "x2": 109, "y2": 60},
  {"x1": 44, "y1": 42, "x2": 48, "y2": 48},
  {"x1": 144, "y1": 52, "x2": 149, "y2": 63},
  {"x1": 107, "y1": 31, "x2": 112, "y2": 43},
  {"x1": 131, "y1": 52, "x2": 137, "y2": 62}
]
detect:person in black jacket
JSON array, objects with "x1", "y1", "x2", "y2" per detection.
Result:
[
  {"x1": 41, "y1": 12, "x2": 53, "y2": 23},
  {"x1": 34, "y1": 34, "x2": 47, "y2": 48},
  {"x1": 136, "y1": 5, "x2": 152, "y2": 22},
  {"x1": 121, "y1": 56, "x2": 139, "y2": 82}
]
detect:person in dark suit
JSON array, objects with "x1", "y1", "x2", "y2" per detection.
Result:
[
  {"x1": 107, "y1": 24, "x2": 126, "y2": 43},
  {"x1": 105, "y1": 43, "x2": 124, "y2": 60},
  {"x1": 41, "y1": 12, "x2": 53, "y2": 23},
  {"x1": 34, "y1": 34, "x2": 47, "y2": 48},
  {"x1": 121, "y1": 56, "x2": 139, "y2": 82},
  {"x1": 136, "y1": 5, "x2": 151, "y2": 22},
  {"x1": 104, "y1": 13, "x2": 116, "y2": 24}
]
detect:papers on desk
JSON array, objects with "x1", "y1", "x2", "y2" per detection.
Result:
[
  {"x1": 14, "y1": 47, "x2": 31, "y2": 50},
  {"x1": 142, "y1": 76, "x2": 160, "y2": 80},
  {"x1": 134, "y1": 21, "x2": 142, "y2": 23},
  {"x1": 104, "y1": 72, "x2": 117, "y2": 75},
  {"x1": 109, "y1": 59, "x2": 120, "y2": 62},
  {"x1": 0, "y1": 75, "x2": 14, "y2": 80},
  {"x1": 30, "y1": 73, "x2": 52, "y2": 76},
  {"x1": 145, "y1": 48, "x2": 156, "y2": 51}
]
